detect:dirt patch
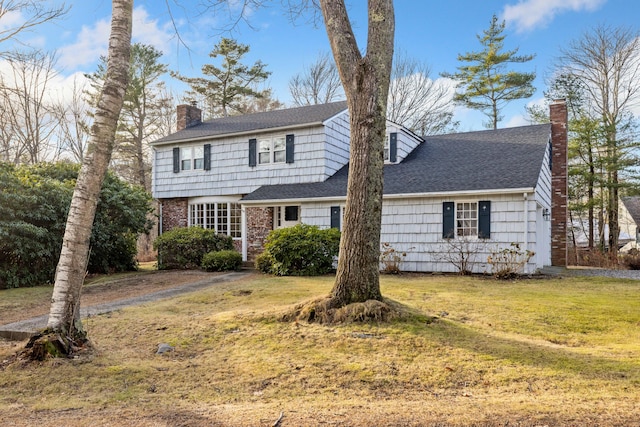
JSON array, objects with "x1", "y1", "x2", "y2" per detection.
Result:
[{"x1": 0, "y1": 270, "x2": 214, "y2": 326}]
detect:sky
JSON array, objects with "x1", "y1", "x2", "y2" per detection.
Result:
[{"x1": 2, "y1": 0, "x2": 639, "y2": 132}]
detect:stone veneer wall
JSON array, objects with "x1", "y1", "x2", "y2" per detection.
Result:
[
  {"x1": 160, "y1": 198, "x2": 188, "y2": 233},
  {"x1": 246, "y1": 207, "x2": 273, "y2": 260}
]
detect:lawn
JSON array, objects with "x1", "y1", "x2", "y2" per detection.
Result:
[{"x1": 1, "y1": 273, "x2": 640, "y2": 426}]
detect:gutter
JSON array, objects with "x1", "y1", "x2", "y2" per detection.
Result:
[{"x1": 240, "y1": 187, "x2": 536, "y2": 206}]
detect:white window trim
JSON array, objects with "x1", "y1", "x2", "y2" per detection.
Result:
[
  {"x1": 274, "y1": 205, "x2": 301, "y2": 229},
  {"x1": 188, "y1": 198, "x2": 242, "y2": 240},
  {"x1": 258, "y1": 136, "x2": 286, "y2": 165},
  {"x1": 181, "y1": 146, "x2": 205, "y2": 171},
  {"x1": 455, "y1": 201, "x2": 479, "y2": 238}
]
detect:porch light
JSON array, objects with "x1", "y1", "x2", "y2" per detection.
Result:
[{"x1": 543, "y1": 208, "x2": 551, "y2": 221}]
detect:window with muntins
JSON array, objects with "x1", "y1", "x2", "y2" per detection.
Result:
[
  {"x1": 258, "y1": 136, "x2": 286, "y2": 164},
  {"x1": 189, "y1": 202, "x2": 242, "y2": 239},
  {"x1": 456, "y1": 202, "x2": 478, "y2": 237},
  {"x1": 181, "y1": 147, "x2": 192, "y2": 171}
]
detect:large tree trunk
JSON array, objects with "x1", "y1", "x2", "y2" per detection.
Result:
[
  {"x1": 45, "y1": 0, "x2": 132, "y2": 342},
  {"x1": 319, "y1": 0, "x2": 394, "y2": 307}
]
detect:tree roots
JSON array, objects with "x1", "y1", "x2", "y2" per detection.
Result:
[
  {"x1": 21, "y1": 330, "x2": 91, "y2": 361},
  {"x1": 283, "y1": 296, "x2": 405, "y2": 324}
]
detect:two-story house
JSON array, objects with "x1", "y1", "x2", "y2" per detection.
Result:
[{"x1": 151, "y1": 100, "x2": 568, "y2": 274}]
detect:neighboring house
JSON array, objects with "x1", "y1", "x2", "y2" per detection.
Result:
[
  {"x1": 620, "y1": 197, "x2": 640, "y2": 251},
  {"x1": 151, "y1": 100, "x2": 568, "y2": 274}
]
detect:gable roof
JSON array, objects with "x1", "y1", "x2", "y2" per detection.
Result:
[
  {"x1": 242, "y1": 123, "x2": 552, "y2": 202},
  {"x1": 152, "y1": 101, "x2": 348, "y2": 145},
  {"x1": 622, "y1": 197, "x2": 640, "y2": 224}
]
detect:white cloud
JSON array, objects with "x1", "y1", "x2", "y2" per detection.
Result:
[
  {"x1": 503, "y1": 114, "x2": 530, "y2": 128},
  {"x1": 503, "y1": 0, "x2": 606, "y2": 33},
  {"x1": 57, "y1": 6, "x2": 175, "y2": 72},
  {"x1": 57, "y1": 17, "x2": 111, "y2": 70}
]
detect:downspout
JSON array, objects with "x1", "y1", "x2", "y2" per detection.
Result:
[
  {"x1": 241, "y1": 205, "x2": 247, "y2": 261},
  {"x1": 523, "y1": 192, "x2": 529, "y2": 273}
]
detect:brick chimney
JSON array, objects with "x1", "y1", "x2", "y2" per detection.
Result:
[
  {"x1": 550, "y1": 99, "x2": 568, "y2": 266},
  {"x1": 176, "y1": 101, "x2": 202, "y2": 131}
]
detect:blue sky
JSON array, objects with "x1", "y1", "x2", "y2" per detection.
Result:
[{"x1": 3, "y1": 0, "x2": 639, "y2": 131}]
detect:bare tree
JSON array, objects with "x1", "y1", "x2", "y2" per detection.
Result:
[
  {"x1": 0, "y1": 50, "x2": 60, "y2": 164},
  {"x1": 28, "y1": 0, "x2": 133, "y2": 358},
  {"x1": 52, "y1": 76, "x2": 92, "y2": 163},
  {"x1": 0, "y1": 0, "x2": 68, "y2": 54},
  {"x1": 388, "y1": 50, "x2": 456, "y2": 135},
  {"x1": 289, "y1": 51, "x2": 344, "y2": 106},
  {"x1": 557, "y1": 24, "x2": 640, "y2": 257}
]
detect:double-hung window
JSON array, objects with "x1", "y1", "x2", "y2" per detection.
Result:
[
  {"x1": 258, "y1": 136, "x2": 286, "y2": 164},
  {"x1": 189, "y1": 202, "x2": 242, "y2": 239},
  {"x1": 179, "y1": 146, "x2": 205, "y2": 171},
  {"x1": 456, "y1": 202, "x2": 478, "y2": 237},
  {"x1": 443, "y1": 201, "x2": 491, "y2": 239}
]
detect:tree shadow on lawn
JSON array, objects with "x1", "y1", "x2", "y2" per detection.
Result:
[{"x1": 423, "y1": 318, "x2": 639, "y2": 381}]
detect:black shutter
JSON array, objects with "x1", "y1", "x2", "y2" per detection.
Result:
[
  {"x1": 330, "y1": 206, "x2": 341, "y2": 229},
  {"x1": 443, "y1": 202, "x2": 454, "y2": 238},
  {"x1": 172, "y1": 147, "x2": 180, "y2": 173},
  {"x1": 286, "y1": 134, "x2": 295, "y2": 164},
  {"x1": 478, "y1": 200, "x2": 491, "y2": 239},
  {"x1": 204, "y1": 144, "x2": 211, "y2": 171},
  {"x1": 389, "y1": 132, "x2": 397, "y2": 163},
  {"x1": 248, "y1": 138, "x2": 257, "y2": 167}
]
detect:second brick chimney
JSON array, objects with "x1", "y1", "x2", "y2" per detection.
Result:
[
  {"x1": 550, "y1": 99, "x2": 568, "y2": 267},
  {"x1": 176, "y1": 101, "x2": 202, "y2": 131}
]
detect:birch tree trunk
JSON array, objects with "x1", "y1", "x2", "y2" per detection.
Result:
[
  {"x1": 45, "y1": 0, "x2": 133, "y2": 342},
  {"x1": 319, "y1": 0, "x2": 394, "y2": 307}
]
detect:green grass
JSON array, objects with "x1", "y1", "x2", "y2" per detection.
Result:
[{"x1": 1, "y1": 273, "x2": 640, "y2": 426}]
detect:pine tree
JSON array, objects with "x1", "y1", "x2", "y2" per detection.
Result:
[
  {"x1": 443, "y1": 14, "x2": 535, "y2": 129},
  {"x1": 171, "y1": 38, "x2": 271, "y2": 118}
]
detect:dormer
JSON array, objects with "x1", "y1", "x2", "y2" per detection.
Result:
[{"x1": 385, "y1": 120, "x2": 424, "y2": 164}]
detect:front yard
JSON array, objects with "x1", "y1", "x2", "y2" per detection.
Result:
[{"x1": 1, "y1": 273, "x2": 639, "y2": 426}]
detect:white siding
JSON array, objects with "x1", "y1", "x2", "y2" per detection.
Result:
[
  {"x1": 533, "y1": 139, "x2": 552, "y2": 268},
  {"x1": 152, "y1": 124, "x2": 346, "y2": 199},
  {"x1": 301, "y1": 193, "x2": 547, "y2": 274},
  {"x1": 386, "y1": 122, "x2": 423, "y2": 163},
  {"x1": 323, "y1": 111, "x2": 351, "y2": 175}
]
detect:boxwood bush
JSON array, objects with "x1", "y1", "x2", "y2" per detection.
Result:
[
  {"x1": 202, "y1": 250, "x2": 243, "y2": 271},
  {"x1": 154, "y1": 227, "x2": 233, "y2": 270},
  {"x1": 256, "y1": 224, "x2": 341, "y2": 276}
]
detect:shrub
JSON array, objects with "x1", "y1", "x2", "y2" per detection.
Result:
[
  {"x1": 380, "y1": 242, "x2": 410, "y2": 274},
  {"x1": 621, "y1": 249, "x2": 640, "y2": 270},
  {"x1": 487, "y1": 243, "x2": 535, "y2": 279},
  {"x1": 255, "y1": 251, "x2": 276, "y2": 274},
  {"x1": 202, "y1": 250, "x2": 243, "y2": 271},
  {"x1": 154, "y1": 227, "x2": 233, "y2": 270},
  {"x1": 0, "y1": 162, "x2": 153, "y2": 288},
  {"x1": 258, "y1": 224, "x2": 341, "y2": 276}
]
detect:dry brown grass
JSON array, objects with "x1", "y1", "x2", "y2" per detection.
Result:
[{"x1": 1, "y1": 273, "x2": 640, "y2": 426}]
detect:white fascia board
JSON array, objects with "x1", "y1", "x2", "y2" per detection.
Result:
[
  {"x1": 149, "y1": 122, "x2": 324, "y2": 146},
  {"x1": 240, "y1": 187, "x2": 535, "y2": 206}
]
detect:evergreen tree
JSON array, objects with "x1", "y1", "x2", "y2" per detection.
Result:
[
  {"x1": 171, "y1": 38, "x2": 272, "y2": 118},
  {"x1": 442, "y1": 14, "x2": 536, "y2": 129}
]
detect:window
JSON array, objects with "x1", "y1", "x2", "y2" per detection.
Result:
[
  {"x1": 258, "y1": 136, "x2": 286, "y2": 164},
  {"x1": 189, "y1": 202, "x2": 242, "y2": 239},
  {"x1": 181, "y1": 148, "x2": 192, "y2": 171},
  {"x1": 383, "y1": 137, "x2": 390, "y2": 161},
  {"x1": 456, "y1": 202, "x2": 478, "y2": 237},
  {"x1": 193, "y1": 146, "x2": 204, "y2": 170},
  {"x1": 443, "y1": 201, "x2": 490, "y2": 239},
  {"x1": 180, "y1": 146, "x2": 204, "y2": 171},
  {"x1": 275, "y1": 205, "x2": 300, "y2": 228}
]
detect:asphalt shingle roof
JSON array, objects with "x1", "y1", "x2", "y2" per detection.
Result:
[
  {"x1": 622, "y1": 197, "x2": 640, "y2": 225},
  {"x1": 242, "y1": 123, "x2": 552, "y2": 201},
  {"x1": 152, "y1": 101, "x2": 348, "y2": 144}
]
